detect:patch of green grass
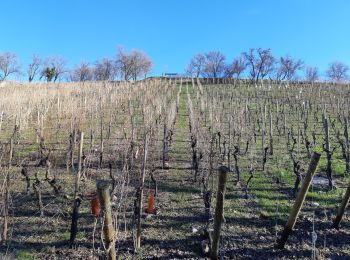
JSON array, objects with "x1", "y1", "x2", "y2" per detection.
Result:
[
  {"x1": 333, "y1": 162, "x2": 346, "y2": 177},
  {"x1": 76, "y1": 231, "x2": 86, "y2": 241},
  {"x1": 16, "y1": 250, "x2": 37, "y2": 260},
  {"x1": 62, "y1": 231, "x2": 70, "y2": 241},
  {"x1": 259, "y1": 198, "x2": 291, "y2": 218},
  {"x1": 275, "y1": 168, "x2": 295, "y2": 187},
  {"x1": 317, "y1": 154, "x2": 347, "y2": 178},
  {"x1": 307, "y1": 188, "x2": 343, "y2": 207},
  {"x1": 237, "y1": 167, "x2": 293, "y2": 220},
  {"x1": 134, "y1": 246, "x2": 146, "y2": 260}
]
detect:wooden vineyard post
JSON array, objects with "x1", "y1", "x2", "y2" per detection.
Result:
[
  {"x1": 261, "y1": 105, "x2": 266, "y2": 169},
  {"x1": 97, "y1": 180, "x2": 116, "y2": 260},
  {"x1": 9, "y1": 138, "x2": 13, "y2": 167},
  {"x1": 269, "y1": 111, "x2": 273, "y2": 156},
  {"x1": 71, "y1": 128, "x2": 76, "y2": 171},
  {"x1": 1, "y1": 138, "x2": 13, "y2": 242},
  {"x1": 0, "y1": 110, "x2": 3, "y2": 133},
  {"x1": 162, "y1": 123, "x2": 167, "y2": 169},
  {"x1": 211, "y1": 166, "x2": 229, "y2": 260},
  {"x1": 276, "y1": 152, "x2": 321, "y2": 249},
  {"x1": 135, "y1": 132, "x2": 149, "y2": 250},
  {"x1": 323, "y1": 116, "x2": 334, "y2": 189},
  {"x1": 69, "y1": 131, "x2": 84, "y2": 247},
  {"x1": 344, "y1": 117, "x2": 350, "y2": 174},
  {"x1": 99, "y1": 116, "x2": 104, "y2": 168},
  {"x1": 332, "y1": 186, "x2": 350, "y2": 229},
  {"x1": 6, "y1": 138, "x2": 13, "y2": 231}
]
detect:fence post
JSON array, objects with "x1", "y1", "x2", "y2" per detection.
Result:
[
  {"x1": 332, "y1": 186, "x2": 350, "y2": 229},
  {"x1": 135, "y1": 133, "x2": 149, "y2": 250},
  {"x1": 276, "y1": 152, "x2": 321, "y2": 249},
  {"x1": 69, "y1": 132, "x2": 84, "y2": 247},
  {"x1": 2, "y1": 138, "x2": 14, "y2": 241}
]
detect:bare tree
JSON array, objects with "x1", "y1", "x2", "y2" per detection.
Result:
[
  {"x1": 130, "y1": 50, "x2": 152, "y2": 80},
  {"x1": 116, "y1": 47, "x2": 152, "y2": 81},
  {"x1": 231, "y1": 55, "x2": 246, "y2": 79},
  {"x1": 41, "y1": 56, "x2": 67, "y2": 82},
  {"x1": 223, "y1": 64, "x2": 234, "y2": 78},
  {"x1": 203, "y1": 51, "x2": 226, "y2": 78},
  {"x1": 243, "y1": 48, "x2": 275, "y2": 82},
  {"x1": 275, "y1": 55, "x2": 304, "y2": 81},
  {"x1": 71, "y1": 61, "x2": 93, "y2": 82},
  {"x1": 186, "y1": 53, "x2": 206, "y2": 78},
  {"x1": 94, "y1": 58, "x2": 117, "y2": 81},
  {"x1": 304, "y1": 66, "x2": 319, "y2": 83},
  {"x1": 116, "y1": 47, "x2": 132, "y2": 80},
  {"x1": 326, "y1": 61, "x2": 349, "y2": 82},
  {"x1": 0, "y1": 52, "x2": 21, "y2": 81},
  {"x1": 41, "y1": 67, "x2": 56, "y2": 82},
  {"x1": 27, "y1": 55, "x2": 41, "y2": 82},
  {"x1": 242, "y1": 49, "x2": 257, "y2": 81}
]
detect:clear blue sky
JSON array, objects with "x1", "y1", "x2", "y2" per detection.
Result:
[{"x1": 1, "y1": 0, "x2": 350, "y2": 79}]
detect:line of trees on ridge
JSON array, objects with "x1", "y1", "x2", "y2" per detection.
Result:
[
  {"x1": 186, "y1": 48, "x2": 349, "y2": 83},
  {"x1": 0, "y1": 47, "x2": 152, "y2": 82}
]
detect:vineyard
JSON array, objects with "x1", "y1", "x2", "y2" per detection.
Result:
[{"x1": 0, "y1": 79, "x2": 350, "y2": 259}]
